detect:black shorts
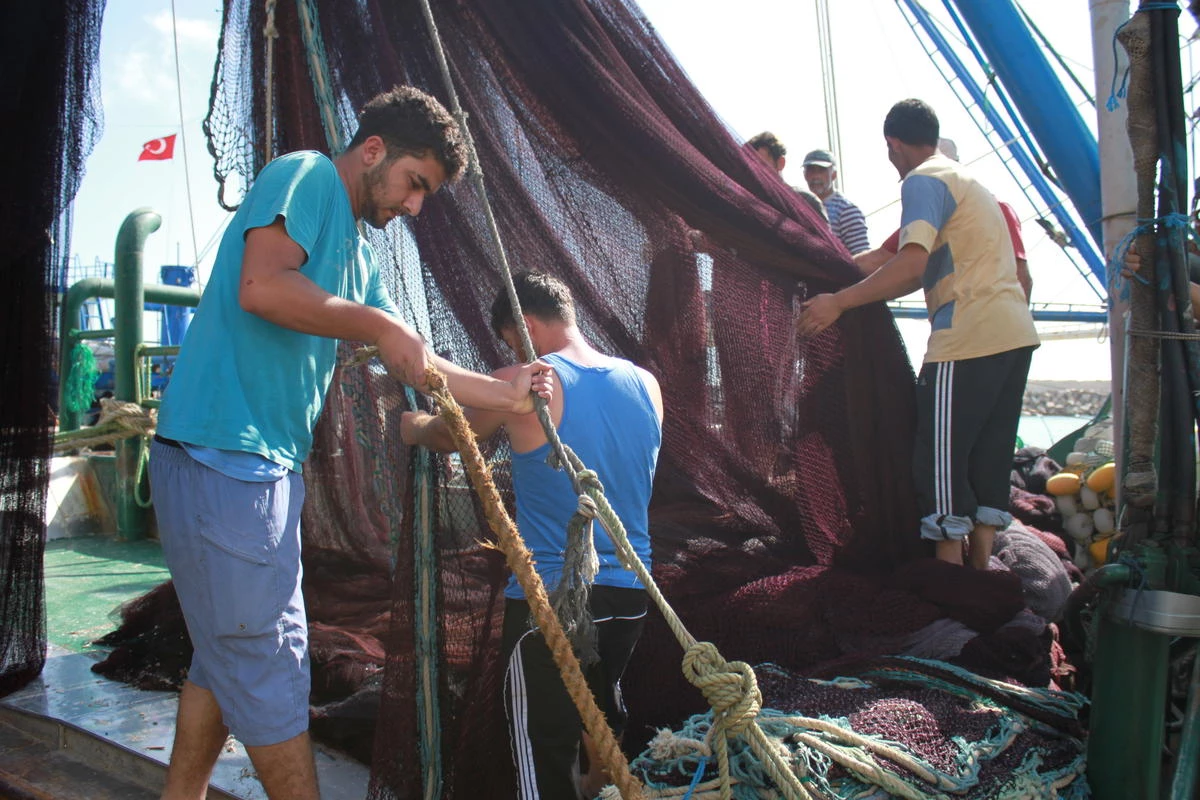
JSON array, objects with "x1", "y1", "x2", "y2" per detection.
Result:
[
  {"x1": 502, "y1": 585, "x2": 647, "y2": 799},
  {"x1": 913, "y1": 346, "x2": 1033, "y2": 540}
]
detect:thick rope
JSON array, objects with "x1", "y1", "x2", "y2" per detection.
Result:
[
  {"x1": 408, "y1": 3, "x2": 809, "y2": 795},
  {"x1": 423, "y1": 367, "x2": 644, "y2": 800},
  {"x1": 53, "y1": 398, "x2": 154, "y2": 453},
  {"x1": 789, "y1": 732, "x2": 936, "y2": 800},
  {"x1": 780, "y1": 716, "x2": 948, "y2": 789},
  {"x1": 555, "y1": 450, "x2": 811, "y2": 800},
  {"x1": 1116, "y1": 12, "x2": 1161, "y2": 517},
  {"x1": 263, "y1": 0, "x2": 278, "y2": 165},
  {"x1": 550, "y1": 486, "x2": 602, "y2": 664}
]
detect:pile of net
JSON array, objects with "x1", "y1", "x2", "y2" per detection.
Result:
[
  {"x1": 0, "y1": 1, "x2": 104, "y2": 697},
  {"x1": 89, "y1": 0, "x2": 1084, "y2": 796},
  {"x1": 631, "y1": 657, "x2": 1087, "y2": 800}
]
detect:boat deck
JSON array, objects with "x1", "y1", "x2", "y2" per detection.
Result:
[{"x1": 0, "y1": 534, "x2": 369, "y2": 799}]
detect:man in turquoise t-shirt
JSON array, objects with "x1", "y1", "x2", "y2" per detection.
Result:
[{"x1": 150, "y1": 86, "x2": 551, "y2": 800}]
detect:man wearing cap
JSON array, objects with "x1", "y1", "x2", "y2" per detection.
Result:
[
  {"x1": 745, "y1": 131, "x2": 829, "y2": 223},
  {"x1": 802, "y1": 148, "x2": 870, "y2": 254}
]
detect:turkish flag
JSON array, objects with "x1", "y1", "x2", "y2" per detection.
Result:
[{"x1": 138, "y1": 134, "x2": 176, "y2": 161}]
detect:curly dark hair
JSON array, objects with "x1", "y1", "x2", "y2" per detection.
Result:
[
  {"x1": 747, "y1": 131, "x2": 786, "y2": 161},
  {"x1": 883, "y1": 99, "x2": 940, "y2": 148},
  {"x1": 346, "y1": 85, "x2": 469, "y2": 180},
  {"x1": 490, "y1": 272, "x2": 576, "y2": 337}
]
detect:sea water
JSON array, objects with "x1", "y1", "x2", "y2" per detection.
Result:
[{"x1": 897, "y1": 319, "x2": 1110, "y2": 452}]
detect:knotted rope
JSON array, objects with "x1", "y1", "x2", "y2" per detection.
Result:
[
  {"x1": 549, "y1": 480, "x2": 602, "y2": 665},
  {"x1": 53, "y1": 398, "x2": 155, "y2": 453},
  {"x1": 551, "y1": 447, "x2": 812, "y2": 800},
  {"x1": 54, "y1": 398, "x2": 157, "y2": 508}
]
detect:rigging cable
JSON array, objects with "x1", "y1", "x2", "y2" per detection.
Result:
[
  {"x1": 169, "y1": 0, "x2": 200, "y2": 268},
  {"x1": 1015, "y1": 0, "x2": 1096, "y2": 107},
  {"x1": 814, "y1": 0, "x2": 845, "y2": 188}
]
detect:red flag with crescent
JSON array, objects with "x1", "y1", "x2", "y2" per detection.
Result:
[{"x1": 138, "y1": 134, "x2": 177, "y2": 161}]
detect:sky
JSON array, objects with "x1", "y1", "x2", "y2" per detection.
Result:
[{"x1": 68, "y1": 0, "x2": 1199, "y2": 383}]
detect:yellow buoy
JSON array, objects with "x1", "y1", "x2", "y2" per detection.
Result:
[
  {"x1": 1087, "y1": 462, "x2": 1116, "y2": 494},
  {"x1": 1089, "y1": 537, "x2": 1112, "y2": 567},
  {"x1": 1047, "y1": 472, "x2": 1082, "y2": 496}
]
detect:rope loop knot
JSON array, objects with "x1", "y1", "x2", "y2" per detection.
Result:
[{"x1": 682, "y1": 641, "x2": 762, "y2": 737}]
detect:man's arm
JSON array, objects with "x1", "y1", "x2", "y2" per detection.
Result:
[
  {"x1": 401, "y1": 406, "x2": 508, "y2": 453},
  {"x1": 400, "y1": 365, "x2": 517, "y2": 452},
  {"x1": 796, "y1": 243, "x2": 927, "y2": 338},
  {"x1": 997, "y1": 202, "x2": 1031, "y2": 303},
  {"x1": 1016, "y1": 258, "x2": 1032, "y2": 304},
  {"x1": 239, "y1": 220, "x2": 551, "y2": 411},
  {"x1": 852, "y1": 246, "x2": 893, "y2": 277},
  {"x1": 240, "y1": 219, "x2": 410, "y2": 344},
  {"x1": 431, "y1": 355, "x2": 553, "y2": 414}
]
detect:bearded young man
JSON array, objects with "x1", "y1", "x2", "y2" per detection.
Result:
[{"x1": 151, "y1": 86, "x2": 552, "y2": 799}]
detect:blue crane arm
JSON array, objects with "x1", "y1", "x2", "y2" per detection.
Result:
[{"x1": 950, "y1": 0, "x2": 1104, "y2": 253}]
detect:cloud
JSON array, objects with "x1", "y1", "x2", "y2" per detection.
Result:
[
  {"x1": 148, "y1": 9, "x2": 220, "y2": 48},
  {"x1": 106, "y1": 9, "x2": 219, "y2": 108},
  {"x1": 110, "y1": 49, "x2": 175, "y2": 106}
]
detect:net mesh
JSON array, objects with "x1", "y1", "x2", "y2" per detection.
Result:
[
  {"x1": 0, "y1": 0, "x2": 104, "y2": 697},
  {"x1": 91, "y1": 0, "x2": 1073, "y2": 795},
  {"x1": 632, "y1": 657, "x2": 1087, "y2": 799}
]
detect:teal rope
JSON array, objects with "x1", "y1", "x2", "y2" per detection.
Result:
[
  {"x1": 1106, "y1": 19, "x2": 1131, "y2": 112},
  {"x1": 408, "y1": 385, "x2": 444, "y2": 798},
  {"x1": 295, "y1": 0, "x2": 343, "y2": 154},
  {"x1": 1108, "y1": 211, "x2": 1196, "y2": 294},
  {"x1": 1107, "y1": 3, "x2": 1181, "y2": 112},
  {"x1": 631, "y1": 664, "x2": 1089, "y2": 799}
]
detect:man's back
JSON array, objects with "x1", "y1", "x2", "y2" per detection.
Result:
[
  {"x1": 506, "y1": 351, "x2": 661, "y2": 598},
  {"x1": 899, "y1": 155, "x2": 1037, "y2": 364}
]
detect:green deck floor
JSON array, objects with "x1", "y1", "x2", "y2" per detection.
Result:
[{"x1": 42, "y1": 537, "x2": 169, "y2": 653}]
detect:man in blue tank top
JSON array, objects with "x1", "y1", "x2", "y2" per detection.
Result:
[
  {"x1": 402, "y1": 272, "x2": 663, "y2": 799},
  {"x1": 150, "y1": 87, "x2": 552, "y2": 800}
]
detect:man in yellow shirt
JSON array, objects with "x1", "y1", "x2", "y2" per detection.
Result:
[{"x1": 797, "y1": 99, "x2": 1038, "y2": 569}]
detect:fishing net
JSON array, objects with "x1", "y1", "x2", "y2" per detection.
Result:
[
  {"x1": 0, "y1": 0, "x2": 104, "y2": 697},
  {"x1": 632, "y1": 657, "x2": 1087, "y2": 799},
  {"x1": 90, "y1": 0, "x2": 1085, "y2": 795}
]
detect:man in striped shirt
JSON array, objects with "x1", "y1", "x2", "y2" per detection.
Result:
[{"x1": 802, "y1": 148, "x2": 871, "y2": 254}]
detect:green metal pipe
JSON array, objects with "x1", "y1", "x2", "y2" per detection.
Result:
[
  {"x1": 1169, "y1": 643, "x2": 1200, "y2": 799},
  {"x1": 74, "y1": 328, "x2": 117, "y2": 341},
  {"x1": 113, "y1": 209, "x2": 161, "y2": 541},
  {"x1": 1088, "y1": 613, "x2": 1170, "y2": 799},
  {"x1": 138, "y1": 345, "x2": 182, "y2": 358},
  {"x1": 58, "y1": 280, "x2": 199, "y2": 431},
  {"x1": 1087, "y1": 546, "x2": 1171, "y2": 799},
  {"x1": 59, "y1": 277, "x2": 112, "y2": 432}
]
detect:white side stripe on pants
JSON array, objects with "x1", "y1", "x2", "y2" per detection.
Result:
[
  {"x1": 935, "y1": 361, "x2": 955, "y2": 516},
  {"x1": 506, "y1": 629, "x2": 541, "y2": 799}
]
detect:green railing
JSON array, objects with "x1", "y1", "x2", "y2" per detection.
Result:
[{"x1": 57, "y1": 209, "x2": 201, "y2": 539}]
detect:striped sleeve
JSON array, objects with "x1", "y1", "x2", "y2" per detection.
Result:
[{"x1": 830, "y1": 197, "x2": 870, "y2": 254}]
